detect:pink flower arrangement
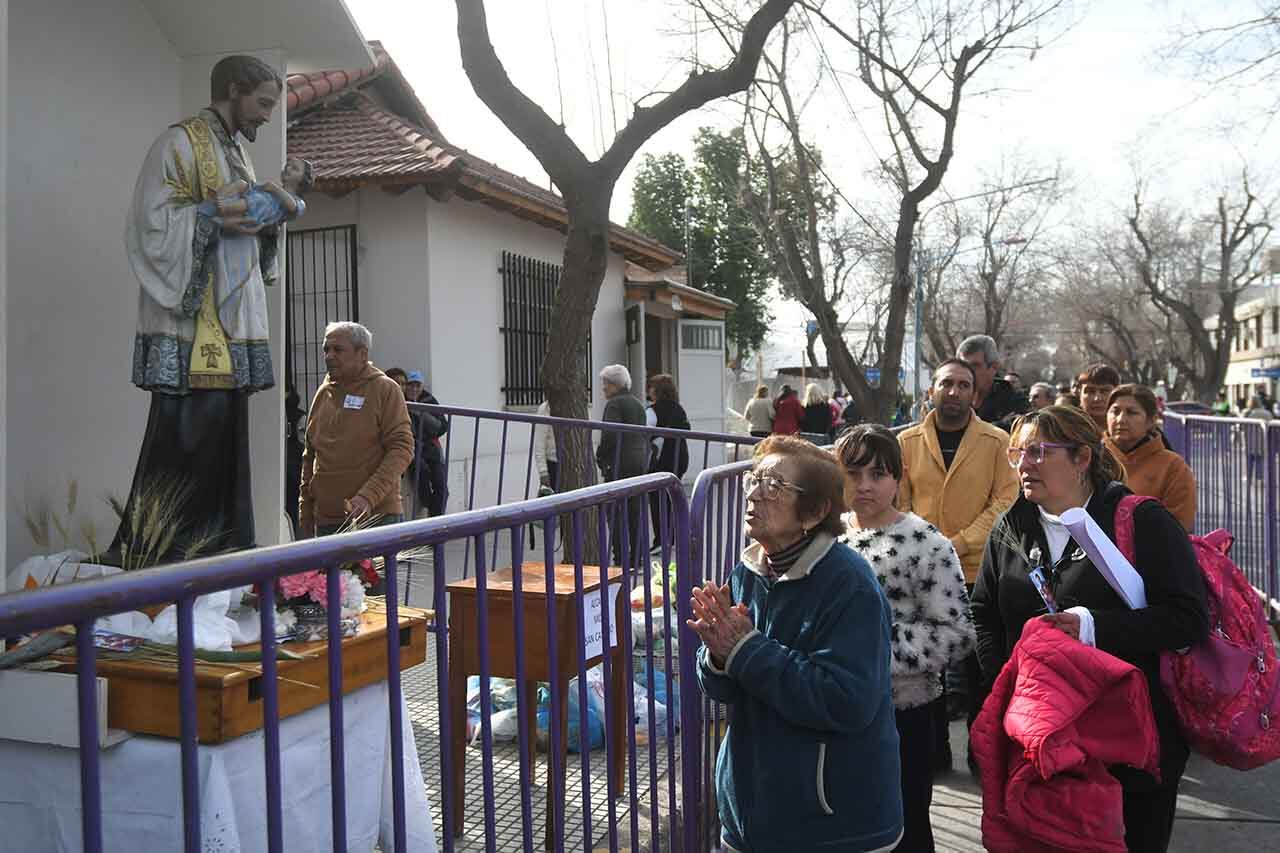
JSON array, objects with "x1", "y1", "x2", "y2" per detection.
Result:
[{"x1": 278, "y1": 570, "x2": 349, "y2": 606}]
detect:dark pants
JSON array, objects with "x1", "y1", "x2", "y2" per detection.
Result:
[
  {"x1": 1123, "y1": 783, "x2": 1180, "y2": 852},
  {"x1": 111, "y1": 390, "x2": 254, "y2": 563},
  {"x1": 895, "y1": 702, "x2": 937, "y2": 853},
  {"x1": 610, "y1": 492, "x2": 643, "y2": 566},
  {"x1": 317, "y1": 513, "x2": 403, "y2": 596}
]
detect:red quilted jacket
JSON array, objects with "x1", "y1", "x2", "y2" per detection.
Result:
[{"x1": 971, "y1": 620, "x2": 1162, "y2": 852}]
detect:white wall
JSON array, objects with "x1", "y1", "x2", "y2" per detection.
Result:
[
  {"x1": 6, "y1": 0, "x2": 180, "y2": 565},
  {"x1": 1, "y1": 0, "x2": 8, "y2": 588},
  {"x1": 6, "y1": 2, "x2": 293, "y2": 564},
  {"x1": 295, "y1": 186, "x2": 631, "y2": 515},
  {"x1": 300, "y1": 188, "x2": 430, "y2": 378}
]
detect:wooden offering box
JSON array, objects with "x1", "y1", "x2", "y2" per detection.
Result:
[{"x1": 54, "y1": 603, "x2": 431, "y2": 744}]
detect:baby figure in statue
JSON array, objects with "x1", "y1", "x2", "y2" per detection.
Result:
[{"x1": 210, "y1": 157, "x2": 313, "y2": 228}]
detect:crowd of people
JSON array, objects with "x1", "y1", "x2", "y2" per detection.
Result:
[{"x1": 696, "y1": 333, "x2": 1228, "y2": 853}]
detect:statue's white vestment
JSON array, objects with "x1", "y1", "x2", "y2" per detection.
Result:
[{"x1": 125, "y1": 108, "x2": 275, "y2": 394}]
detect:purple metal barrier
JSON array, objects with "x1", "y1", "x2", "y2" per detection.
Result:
[
  {"x1": 0, "y1": 472, "x2": 697, "y2": 853},
  {"x1": 404, "y1": 403, "x2": 759, "y2": 576},
  {"x1": 1164, "y1": 412, "x2": 1278, "y2": 620},
  {"x1": 687, "y1": 456, "x2": 754, "y2": 853}
]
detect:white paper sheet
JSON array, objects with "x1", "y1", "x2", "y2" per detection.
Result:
[{"x1": 1060, "y1": 507, "x2": 1147, "y2": 609}]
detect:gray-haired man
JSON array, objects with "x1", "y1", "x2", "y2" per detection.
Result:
[{"x1": 299, "y1": 322, "x2": 414, "y2": 552}]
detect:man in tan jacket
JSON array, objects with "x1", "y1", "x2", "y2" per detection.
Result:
[
  {"x1": 299, "y1": 322, "x2": 414, "y2": 553},
  {"x1": 897, "y1": 357, "x2": 1019, "y2": 773}
]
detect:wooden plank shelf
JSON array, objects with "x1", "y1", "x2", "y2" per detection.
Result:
[{"x1": 52, "y1": 602, "x2": 432, "y2": 744}]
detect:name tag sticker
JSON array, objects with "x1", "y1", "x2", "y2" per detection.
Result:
[{"x1": 343, "y1": 394, "x2": 365, "y2": 410}]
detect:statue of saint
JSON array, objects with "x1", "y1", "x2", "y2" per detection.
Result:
[{"x1": 111, "y1": 56, "x2": 285, "y2": 565}]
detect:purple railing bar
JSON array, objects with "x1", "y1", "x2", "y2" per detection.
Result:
[
  {"x1": 463, "y1": 418, "x2": 483, "y2": 578},
  {"x1": 523, "y1": 422, "x2": 538, "y2": 501},
  {"x1": 383, "y1": 551, "x2": 408, "y2": 853},
  {"x1": 491, "y1": 419, "x2": 510, "y2": 569},
  {"x1": 543, "y1": 521, "x2": 565, "y2": 853},
  {"x1": 638, "y1": 500, "x2": 661, "y2": 851},
  {"x1": 409, "y1": 402, "x2": 763, "y2": 448},
  {"x1": 433, "y1": 541, "x2": 455, "y2": 853},
  {"x1": 325, "y1": 566, "x2": 348, "y2": 852},
  {"x1": 258, "y1": 583, "x2": 284, "y2": 853},
  {"x1": 595, "y1": 508, "x2": 619, "y2": 853},
  {"x1": 508, "y1": 523, "x2": 535, "y2": 853},
  {"x1": 617, "y1": 496, "x2": 641, "y2": 850},
  {"x1": 659, "y1": 490, "x2": 678, "y2": 849},
  {"x1": 672, "y1": 481, "x2": 699, "y2": 853},
  {"x1": 473, "y1": 534, "x2": 498, "y2": 853},
  {"x1": 0, "y1": 476, "x2": 685, "y2": 637},
  {"x1": 688, "y1": 457, "x2": 755, "y2": 852},
  {"x1": 177, "y1": 597, "x2": 200, "y2": 853},
  {"x1": 75, "y1": 620, "x2": 103, "y2": 853},
  {"x1": 570, "y1": 512, "x2": 592, "y2": 853}
]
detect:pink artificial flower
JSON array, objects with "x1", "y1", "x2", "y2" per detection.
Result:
[{"x1": 278, "y1": 570, "x2": 348, "y2": 606}]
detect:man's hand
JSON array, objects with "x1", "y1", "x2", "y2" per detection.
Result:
[
  {"x1": 1040, "y1": 612, "x2": 1081, "y2": 640},
  {"x1": 687, "y1": 582, "x2": 754, "y2": 668},
  {"x1": 345, "y1": 495, "x2": 373, "y2": 521}
]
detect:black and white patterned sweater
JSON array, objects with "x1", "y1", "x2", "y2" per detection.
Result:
[{"x1": 840, "y1": 511, "x2": 977, "y2": 710}]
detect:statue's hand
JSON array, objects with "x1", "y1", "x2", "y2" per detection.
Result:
[
  {"x1": 213, "y1": 179, "x2": 249, "y2": 198},
  {"x1": 220, "y1": 215, "x2": 263, "y2": 236}
]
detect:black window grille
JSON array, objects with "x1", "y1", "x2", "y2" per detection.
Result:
[
  {"x1": 285, "y1": 225, "x2": 359, "y2": 407},
  {"x1": 499, "y1": 251, "x2": 590, "y2": 407}
]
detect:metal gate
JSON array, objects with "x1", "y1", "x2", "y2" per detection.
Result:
[{"x1": 285, "y1": 225, "x2": 360, "y2": 406}]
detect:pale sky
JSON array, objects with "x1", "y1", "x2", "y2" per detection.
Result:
[{"x1": 343, "y1": 0, "x2": 1275, "y2": 372}]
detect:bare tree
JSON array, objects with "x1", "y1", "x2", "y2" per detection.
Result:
[
  {"x1": 920, "y1": 162, "x2": 1063, "y2": 366},
  {"x1": 1124, "y1": 173, "x2": 1272, "y2": 401},
  {"x1": 1165, "y1": 3, "x2": 1280, "y2": 114},
  {"x1": 454, "y1": 0, "x2": 796, "y2": 495},
  {"x1": 800, "y1": 0, "x2": 1066, "y2": 420}
]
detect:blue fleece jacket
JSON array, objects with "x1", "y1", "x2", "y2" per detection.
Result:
[{"x1": 697, "y1": 534, "x2": 903, "y2": 852}]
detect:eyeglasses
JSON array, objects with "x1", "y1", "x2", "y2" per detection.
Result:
[
  {"x1": 743, "y1": 471, "x2": 806, "y2": 500},
  {"x1": 1006, "y1": 441, "x2": 1075, "y2": 468}
]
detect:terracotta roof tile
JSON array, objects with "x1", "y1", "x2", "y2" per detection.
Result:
[
  {"x1": 288, "y1": 94, "x2": 463, "y2": 190},
  {"x1": 286, "y1": 42, "x2": 389, "y2": 113}
]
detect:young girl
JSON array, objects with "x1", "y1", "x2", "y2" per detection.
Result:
[{"x1": 835, "y1": 424, "x2": 975, "y2": 853}]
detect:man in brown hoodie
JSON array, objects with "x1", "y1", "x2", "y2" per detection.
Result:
[{"x1": 299, "y1": 322, "x2": 414, "y2": 548}]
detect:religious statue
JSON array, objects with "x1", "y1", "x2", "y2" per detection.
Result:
[{"x1": 110, "y1": 55, "x2": 292, "y2": 565}]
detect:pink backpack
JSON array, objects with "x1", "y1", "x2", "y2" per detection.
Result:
[{"x1": 1115, "y1": 495, "x2": 1280, "y2": 770}]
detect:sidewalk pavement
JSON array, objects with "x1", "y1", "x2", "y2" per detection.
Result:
[{"x1": 934, "y1": 720, "x2": 1280, "y2": 852}]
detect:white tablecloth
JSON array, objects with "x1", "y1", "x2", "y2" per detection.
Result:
[{"x1": 0, "y1": 681, "x2": 438, "y2": 853}]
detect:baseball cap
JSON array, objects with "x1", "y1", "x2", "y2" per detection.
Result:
[{"x1": 406, "y1": 370, "x2": 425, "y2": 384}]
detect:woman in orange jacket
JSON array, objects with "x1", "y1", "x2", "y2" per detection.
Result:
[{"x1": 1103, "y1": 384, "x2": 1197, "y2": 531}]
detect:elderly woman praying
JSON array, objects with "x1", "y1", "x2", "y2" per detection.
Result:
[{"x1": 690, "y1": 435, "x2": 904, "y2": 853}]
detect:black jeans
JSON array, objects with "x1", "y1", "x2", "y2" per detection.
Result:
[
  {"x1": 1123, "y1": 783, "x2": 1180, "y2": 852},
  {"x1": 895, "y1": 702, "x2": 937, "y2": 853}
]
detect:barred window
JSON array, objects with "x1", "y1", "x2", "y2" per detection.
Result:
[
  {"x1": 681, "y1": 323, "x2": 723, "y2": 351},
  {"x1": 499, "y1": 251, "x2": 591, "y2": 407}
]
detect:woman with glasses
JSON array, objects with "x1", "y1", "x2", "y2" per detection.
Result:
[
  {"x1": 970, "y1": 406, "x2": 1207, "y2": 853},
  {"x1": 835, "y1": 425, "x2": 975, "y2": 853},
  {"x1": 690, "y1": 435, "x2": 904, "y2": 853}
]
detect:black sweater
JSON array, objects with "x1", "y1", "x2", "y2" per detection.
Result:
[{"x1": 970, "y1": 481, "x2": 1209, "y2": 787}]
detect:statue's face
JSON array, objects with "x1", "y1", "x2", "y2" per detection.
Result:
[{"x1": 230, "y1": 80, "x2": 281, "y2": 142}]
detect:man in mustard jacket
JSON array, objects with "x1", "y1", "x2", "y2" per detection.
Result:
[{"x1": 897, "y1": 357, "x2": 1019, "y2": 774}]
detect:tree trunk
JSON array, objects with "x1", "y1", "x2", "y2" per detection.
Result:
[
  {"x1": 542, "y1": 192, "x2": 613, "y2": 561},
  {"x1": 877, "y1": 199, "x2": 920, "y2": 423}
]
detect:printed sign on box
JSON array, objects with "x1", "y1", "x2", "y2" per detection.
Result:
[{"x1": 583, "y1": 583, "x2": 623, "y2": 660}]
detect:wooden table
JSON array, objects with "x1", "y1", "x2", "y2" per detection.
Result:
[{"x1": 447, "y1": 563, "x2": 627, "y2": 848}]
